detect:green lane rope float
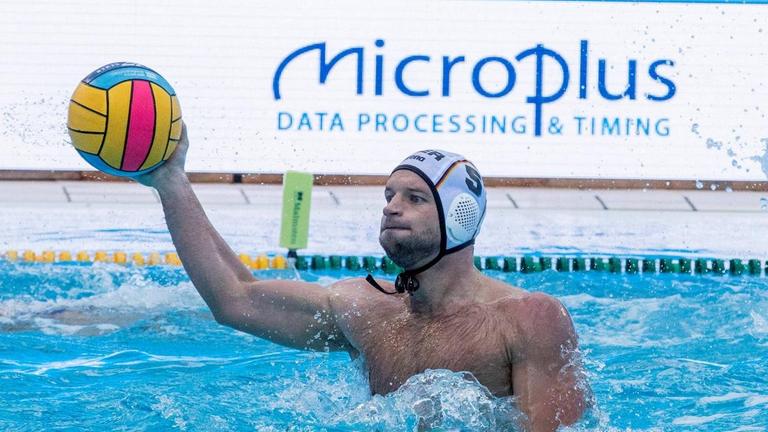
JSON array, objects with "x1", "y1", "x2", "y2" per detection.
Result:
[{"x1": 3, "y1": 250, "x2": 768, "y2": 277}]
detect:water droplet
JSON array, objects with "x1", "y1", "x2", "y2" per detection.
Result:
[
  {"x1": 761, "y1": 197, "x2": 768, "y2": 210},
  {"x1": 726, "y1": 186, "x2": 733, "y2": 193},
  {"x1": 696, "y1": 180, "x2": 704, "y2": 189}
]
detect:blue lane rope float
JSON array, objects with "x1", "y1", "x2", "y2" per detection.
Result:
[{"x1": 2, "y1": 250, "x2": 768, "y2": 277}]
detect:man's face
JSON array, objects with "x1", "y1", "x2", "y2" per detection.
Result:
[{"x1": 379, "y1": 170, "x2": 441, "y2": 269}]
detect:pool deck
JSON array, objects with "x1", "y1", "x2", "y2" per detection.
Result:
[{"x1": 1, "y1": 180, "x2": 767, "y2": 259}]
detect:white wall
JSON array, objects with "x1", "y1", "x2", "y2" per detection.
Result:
[{"x1": 0, "y1": 0, "x2": 766, "y2": 180}]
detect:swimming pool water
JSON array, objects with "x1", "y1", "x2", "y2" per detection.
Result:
[{"x1": 1, "y1": 259, "x2": 767, "y2": 431}]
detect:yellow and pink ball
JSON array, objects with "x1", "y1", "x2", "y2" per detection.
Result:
[{"x1": 67, "y1": 62, "x2": 181, "y2": 177}]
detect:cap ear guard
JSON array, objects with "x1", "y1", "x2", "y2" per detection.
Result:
[
  {"x1": 434, "y1": 159, "x2": 486, "y2": 252},
  {"x1": 446, "y1": 192, "x2": 482, "y2": 244}
]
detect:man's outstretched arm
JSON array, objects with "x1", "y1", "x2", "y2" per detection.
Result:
[
  {"x1": 135, "y1": 124, "x2": 351, "y2": 352},
  {"x1": 512, "y1": 293, "x2": 589, "y2": 431}
]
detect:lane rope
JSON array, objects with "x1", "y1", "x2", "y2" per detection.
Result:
[{"x1": 1, "y1": 250, "x2": 765, "y2": 276}]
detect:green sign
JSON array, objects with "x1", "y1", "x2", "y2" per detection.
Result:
[{"x1": 279, "y1": 171, "x2": 313, "y2": 250}]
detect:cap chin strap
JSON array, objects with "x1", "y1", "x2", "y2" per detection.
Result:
[{"x1": 365, "y1": 241, "x2": 474, "y2": 296}]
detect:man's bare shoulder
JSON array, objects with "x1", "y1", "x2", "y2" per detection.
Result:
[
  {"x1": 327, "y1": 277, "x2": 403, "y2": 311},
  {"x1": 476, "y1": 276, "x2": 575, "y2": 353},
  {"x1": 496, "y1": 290, "x2": 577, "y2": 359}
]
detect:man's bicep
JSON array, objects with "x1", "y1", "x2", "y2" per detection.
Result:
[
  {"x1": 217, "y1": 279, "x2": 351, "y2": 352},
  {"x1": 512, "y1": 351, "x2": 584, "y2": 431},
  {"x1": 511, "y1": 294, "x2": 587, "y2": 431}
]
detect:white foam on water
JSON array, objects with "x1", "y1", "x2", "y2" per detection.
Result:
[
  {"x1": 6, "y1": 349, "x2": 245, "y2": 376},
  {"x1": 744, "y1": 395, "x2": 768, "y2": 408},
  {"x1": 750, "y1": 310, "x2": 768, "y2": 334},
  {"x1": 678, "y1": 358, "x2": 728, "y2": 369},
  {"x1": 698, "y1": 392, "x2": 751, "y2": 405},
  {"x1": 729, "y1": 427, "x2": 765, "y2": 432},
  {"x1": 151, "y1": 394, "x2": 189, "y2": 431},
  {"x1": 672, "y1": 414, "x2": 728, "y2": 425}
]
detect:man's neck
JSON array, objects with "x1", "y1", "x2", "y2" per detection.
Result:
[{"x1": 407, "y1": 247, "x2": 481, "y2": 316}]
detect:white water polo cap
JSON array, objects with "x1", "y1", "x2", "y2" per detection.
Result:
[{"x1": 393, "y1": 149, "x2": 487, "y2": 256}]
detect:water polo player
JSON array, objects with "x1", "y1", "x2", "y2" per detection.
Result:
[{"x1": 135, "y1": 124, "x2": 588, "y2": 431}]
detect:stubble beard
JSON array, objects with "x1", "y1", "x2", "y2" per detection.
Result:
[{"x1": 380, "y1": 226, "x2": 440, "y2": 270}]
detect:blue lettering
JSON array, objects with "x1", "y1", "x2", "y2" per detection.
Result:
[
  {"x1": 375, "y1": 113, "x2": 387, "y2": 131},
  {"x1": 415, "y1": 114, "x2": 428, "y2": 132},
  {"x1": 392, "y1": 114, "x2": 409, "y2": 132},
  {"x1": 635, "y1": 117, "x2": 649, "y2": 135},
  {"x1": 432, "y1": 114, "x2": 444, "y2": 132},
  {"x1": 330, "y1": 113, "x2": 344, "y2": 131},
  {"x1": 601, "y1": 117, "x2": 620, "y2": 135},
  {"x1": 358, "y1": 113, "x2": 370, "y2": 131},
  {"x1": 395, "y1": 55, "x2": 430, "y2": 97},
  {"x1": 655, "y1": 118, "x2": 670, "y2": 136},
  {"x1": 466, "y1": 115, "x2": 476, "y2": 133},
  {"x1": 375, "y1": 39, "x2": 385, "y2": 96},
  {"x1": 515, "y1": 45, "x2": 570, "y2": 137},
  {"x1": 574, "y1": 116, "x2": 586, "y2": 134},
  {"x1": 315, "y1": 112, "x2": 327, "y2": 130},
  {"x1": 298, "y1": 113, "x2": 312, "y2": 131},
  {"x1": 448, "y1": 114, "x2": 461, "y2": 132},
  {"x1": 471, "y1": 57, "x2": 516, "y2": 98},
  {"x1": 598, "y1": 59, "x2": 637, "y2": 100},
  {"x1": 442, "y1": 56, "x2": 465, "y2": 97},
  {"x1": 490, "y1": 115, "x2": 506, "y2": 133},
  {"x1": 511, "y1": 116, "x2": 526, "y2": 134},
  {"x1": 273, "y1": 42, "x2": 363, "y2": 100},
  {"x1": 278, "y1": 112, "x2": 293, "y2": 130},
  {"x1": 646, "y1": 60, "x2": 676, "y2": 101},
  {"x1": 579, "y1": 40, "x2": 588, "y2": 99}
]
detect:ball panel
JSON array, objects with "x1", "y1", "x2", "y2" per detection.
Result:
[
  {"x1": 140, "y1": 82, "x2": 172, "y2": 170},
  {"x1": 68, "y1": 130, "x2": 103, "y2": 154},
  {"x1": 88, "y1": 64, "x2": 176, "y2": 95},
  {"x1": 82, "y1": 62, "x2": 137, "y2": 87},
  {"x1": 163, "y1": 140, "x2": 178, "y2": 161},
  {"x1": 68, "y1": 102, "x2": 106, "y2": 133},
  {"x1": 78, "y1": 151, "x2": 120, "y2": 175},
  {"x1": 79, "y1": 151, "x2": 160, "y2": 177},
  {"x1": 122, "y1": 80, "x2": 156, "y2": 171},
  {"x1": 71, "y1": 83, "x2": 107, "y2": 115},
  {"x1": 101, "y1": 81, "x2": 132, "y2": 169},
  {"x1": 169, "y1": 119, "x2": 182, "y2": 141},
  {"x1": 171, "y1": 95, "x2": 181, "y2": 121}
]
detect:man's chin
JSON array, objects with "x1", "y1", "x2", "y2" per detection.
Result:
[{"x1": 379, "y1": 229, "x2": 406, "y2": 245}]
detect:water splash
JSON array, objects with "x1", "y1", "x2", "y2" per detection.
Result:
[
  {"x1": 266, "y1": 366, "x2": 526, "y2": 431},
  {"x1": 0, "y1": 91, "x2": 70, "y2": 149},
  {"x1": 345, "y1": 370, "x2": 524, "y2": 431}
]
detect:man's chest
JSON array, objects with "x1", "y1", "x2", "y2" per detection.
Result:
[{"x1": 346, "y1": 309, "x2": 513, "y2": 396}]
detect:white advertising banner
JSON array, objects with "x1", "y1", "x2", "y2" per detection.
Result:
[{"x1": 0, "y1": 0, "x2": 766, "y2": 180}]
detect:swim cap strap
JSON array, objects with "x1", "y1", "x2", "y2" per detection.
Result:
[
  {"x1": 365, "y1": 273, "x2": 421, "y2": 296},
  {"x1": 365, "y1": 274, "x2": 399, "y2": 295}
]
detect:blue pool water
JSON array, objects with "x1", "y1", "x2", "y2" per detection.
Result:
[{"x1": 1, "y1": 259, "x2": 767, "y2": 431}]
